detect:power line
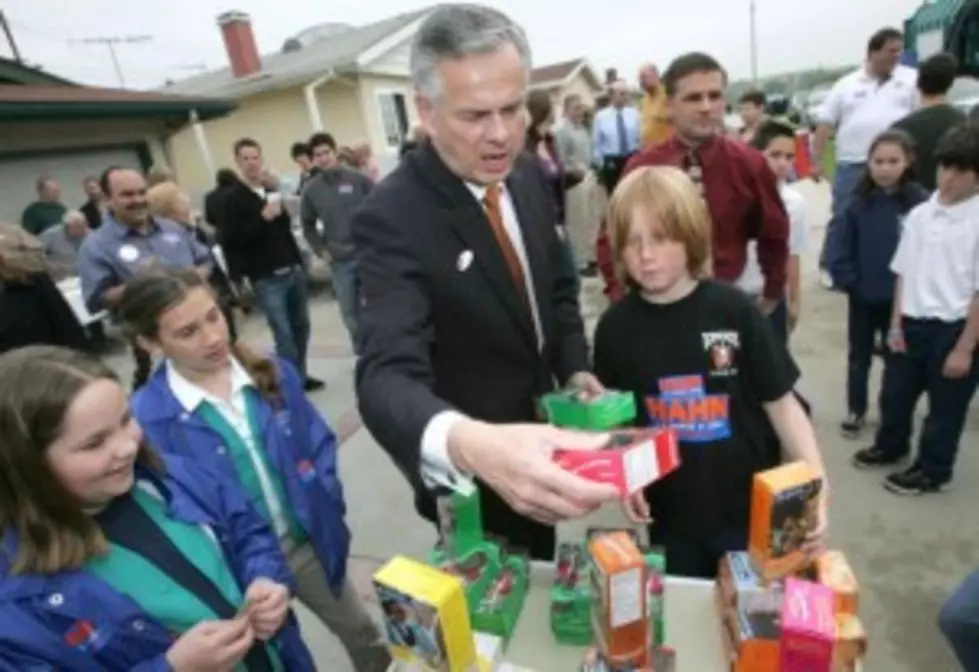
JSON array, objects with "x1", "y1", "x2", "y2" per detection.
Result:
[
  {"x1": 77, "y1": 35, "x2": 152, "y2": 88},
  {"x1": 749, "y1": 0, "x2": 759, "y2": 85}
]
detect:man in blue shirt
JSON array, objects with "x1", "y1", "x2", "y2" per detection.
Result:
[
  {"x1": 592, "y1": 79, "x2": 641, "y2": 193},
  {"x1": 78, "y1": 167, "x2": 212, "y2": 388}
]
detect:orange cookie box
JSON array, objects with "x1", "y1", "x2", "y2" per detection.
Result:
[
  {"x1": 588, "y1": 532, "x2": 649, "y2": 667},
  {"x1": 749, "y1": 461, "x2": 823, "y2": 582},
  {"x1": 817, "y1": 551, "x2": 859, "y2": 617}
]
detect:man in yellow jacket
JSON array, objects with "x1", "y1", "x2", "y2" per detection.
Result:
[{"x1": 639, "y1": 63, "x2": 672, "y2": 147}]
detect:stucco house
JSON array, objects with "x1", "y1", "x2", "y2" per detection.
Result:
[
  {"x1": 529, "y1": 58, "x2": 604, "y2": 114},
  {"x1": 0, "y1": 56, "x2": 233, "y2": 226},
  {"x1": 162, "y1": 9, "x2": 433, "y2": 201}
]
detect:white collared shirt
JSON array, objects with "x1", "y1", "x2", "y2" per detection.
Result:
[
  {"x1": 416, "y1": 180, "x2": 547, "y2": 494},
  {"x1": 818, "y1": 65, "x2": 918, "y2": 163},
  {"x1": 892, "y1": 192, "x2": 979, "y2": 322},
  {"x1": 736, "y1": 183, "x2": 808, "y2": 295},
  {"x1": 167, "y1": 359, "x2": 290, "y2": 537}
]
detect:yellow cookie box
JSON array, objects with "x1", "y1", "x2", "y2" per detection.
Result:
[{"x1": 374, "y1": 555, "x2": 479, "y2": 672}]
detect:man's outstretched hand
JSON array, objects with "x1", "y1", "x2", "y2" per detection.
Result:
[{"x1": 447, "y1": 420, "x2": 620, "y2": 524}]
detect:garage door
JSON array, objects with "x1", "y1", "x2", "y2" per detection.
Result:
[{"x1": 0, "y1": 147, "x2": 143, "y2": 226}]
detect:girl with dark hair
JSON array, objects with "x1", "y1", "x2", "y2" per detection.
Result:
[
  {"x1": 826, "y1": 129, "x2": 928, "y2": 439},
  {"x1": 0, "y1": 345, "x2": 315, "y2": 670},
  {"x1": 121, "y1": 268, "x2": 391, "y2": 672},
  {"x1": 526, "y1": 89, "x2": 585, "y2": 294}
]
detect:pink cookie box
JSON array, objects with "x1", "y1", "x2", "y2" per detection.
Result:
[{"x1": 780, "y1": 577, "x2": 836, "y2": 672}]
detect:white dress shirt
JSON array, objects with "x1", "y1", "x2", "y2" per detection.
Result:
[
  {"x1": 417, "y1": 182, "x2": 545, "y2": 493},
  {"x1": 736, "y1": 183, "x2": 808, "y2": 295},
  {"x1": 167, "y1": 359, "x2": 291, "y2": 537},
  {"x1": 892, "y1": 192, "x2": 979, "y2": 322}
]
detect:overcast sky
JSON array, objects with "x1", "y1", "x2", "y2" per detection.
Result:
[{"x1": 3, "y1": 0, "x2": 925, "y2": 90}]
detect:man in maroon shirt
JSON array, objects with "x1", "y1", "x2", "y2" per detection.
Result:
[{"x1": 597, "y1": 52, "x2": 789, "y2": 311}]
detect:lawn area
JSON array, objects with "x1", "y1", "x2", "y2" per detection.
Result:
[{"x1": 821, "y1": 140, "x2": 836, "y2": 181}]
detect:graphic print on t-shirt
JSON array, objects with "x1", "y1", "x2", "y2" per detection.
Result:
[
  {"x1": 702, "y1": 330, "x2": 740, "y2": 378},
  {"x1": 644, "y1": 374, "x2": 731, "y2": 442}
]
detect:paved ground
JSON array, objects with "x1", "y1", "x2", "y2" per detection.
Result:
[{"x1": 103, "y1": 180, "x2": 974, "y2": 671}]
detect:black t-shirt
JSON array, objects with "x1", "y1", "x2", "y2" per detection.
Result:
[
  {"x1": 593, "y1": 281, "x2": 799, "y2": 541},
  {"x1": 892, "y1": 104, "x2": 967, "y2": 191}
]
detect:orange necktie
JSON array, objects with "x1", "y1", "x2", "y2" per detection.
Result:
[{"x1": 483, "y1": 184, "x2": 528, "y2": 301}]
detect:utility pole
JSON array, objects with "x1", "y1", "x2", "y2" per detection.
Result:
[
  {"x1": 749, "y1": 0, "x2": 759, "y2": 85},
  {"x1": 0, "y1": 10, "x2": 23, "y2": 63},
  {"x1": 81, "y1": 35, "x2": 152, "y2": 88}
]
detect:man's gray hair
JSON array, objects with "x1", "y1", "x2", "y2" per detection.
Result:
[
  {"x1": 62, "y1": 209, "x2": 87, "y2": 225},
  {"x1": 410, "y1": 4, "x2": 532, "y2": 99}
]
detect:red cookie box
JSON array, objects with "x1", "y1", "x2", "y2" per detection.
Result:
[
  {"x1": 552, "y1": 428, "x2": 681, "y2": 496},
  {"x1": 780, "y1": 577, "x2": 836, "y2": 672}
]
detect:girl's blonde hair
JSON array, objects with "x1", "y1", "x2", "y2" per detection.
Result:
[{"x1": 606, "y1": 166, "x2": 712, "y2": 287}]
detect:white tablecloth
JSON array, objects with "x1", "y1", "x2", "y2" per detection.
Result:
[
  {"x1": 390, "y1": 561, "x2": 864, "y2": 671},
  {"x1": 390, "y1": 562, "x2": 725, "y2": 671},
  {"x1": 505, "y1": 563, "x2": 723, "y2": 670},
  {"x1": 57, "y1": 278, "x2": 106, "y2": 326}
]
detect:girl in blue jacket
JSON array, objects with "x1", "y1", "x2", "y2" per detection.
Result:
[
  {"x1": 0, "y1": 345, "x2": 316, "y2": 671},
  {"x1": 826, "y1": 129, "x2": 928, "y2": 441},
  {"x1": 121, "y1": 267, "x2": 390, "y2": 672}
]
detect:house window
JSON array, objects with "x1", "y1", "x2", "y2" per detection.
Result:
[{"x1": 377, "y1": 91, "x2": 410, "y2": 149}]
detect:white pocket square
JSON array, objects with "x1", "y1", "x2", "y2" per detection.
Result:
[{"x1": 457, "y1": 249, "x2": 474, "y2": 272}]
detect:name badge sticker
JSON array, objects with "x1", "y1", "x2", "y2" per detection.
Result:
[
  {"x1": 163, "y1": 232, "x2": 181, "y2": 245},
  {"x1": 117, "y1": 244, "x2": 140, "y2": 263},
  {"x1": 338, "y1": 183, "x2": 354, "y2": 195}
]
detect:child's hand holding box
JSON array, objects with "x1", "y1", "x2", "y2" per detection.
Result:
[{"x1": 748, "y1": 461, "x2": 823, "y2": 581}]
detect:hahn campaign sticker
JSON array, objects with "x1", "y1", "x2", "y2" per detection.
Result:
[
  {"x1": 117, "y1": 244, "x2": 140, "y2": 263},
  {"x1": 338, "y1": 183, "x2": 354, "y2": 194},
  {"x1": 644, "y1": 374, "x2": 730, "y2": 442},
  {"x1": 163, "y1": 231, "x2": 182, "y2": 245}
]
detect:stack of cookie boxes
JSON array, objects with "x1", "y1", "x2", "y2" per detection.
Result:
[{"x1": 718, "y1": 461, "x2": 867, "y2": 671}]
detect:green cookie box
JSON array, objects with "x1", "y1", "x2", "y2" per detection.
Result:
[
  {"x1": 434, "y1": 488, "x2": 484, "y2": 559},
  {"x1": 470, "y1": 555, "x2": 530, "y2": 640},
  {"x1": 428, "y1": 540, "x2": 504, "y2": 608},
  {"x1": 540, "y1": 389, "x2": 637, "y2": 430}
]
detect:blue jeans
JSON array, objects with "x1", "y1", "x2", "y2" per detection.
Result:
[
  {"x1": 819, "y1": 161, "x2": 866, "y2": 269},
  {"x1": 252, "y1": 266, "x2": 311, "y2": 379},
  {"x1": 874, "y1": 318, "x2": 979, "y2": 483},
  {"x1": 330, "y1": 259, "x2": 360, "y2": 355},
  {"x1": 940, "y1": 570, "x2": 979, "y2": 670}
]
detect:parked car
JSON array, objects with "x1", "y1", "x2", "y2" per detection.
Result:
[
  {"x1": 805, "y1": 87, "x2": 832, "y2": 127},
  {"x1": 949, "y1": 75, "x2": 979, "y2": 114}
]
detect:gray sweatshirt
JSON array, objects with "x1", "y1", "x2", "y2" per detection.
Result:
[{"x1": 299, "y1": 165, "x2": 373, "y2": 262}]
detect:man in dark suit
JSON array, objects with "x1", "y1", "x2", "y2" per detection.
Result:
[{"x1": 352, "y1": 4, "x2": 618, "y2": 560}]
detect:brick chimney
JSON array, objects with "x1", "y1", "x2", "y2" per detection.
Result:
[{"x1": 218, "y1": 10, "x2": 261, "y2": 78}]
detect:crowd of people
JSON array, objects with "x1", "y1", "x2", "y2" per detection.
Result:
[{"x1": 0, "y1": 3, "x2": 978, "y2": 670}]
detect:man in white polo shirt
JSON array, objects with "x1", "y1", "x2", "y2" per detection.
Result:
[{"x1": 813, "y1": 27, "x2": 917, "y2": 280}]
